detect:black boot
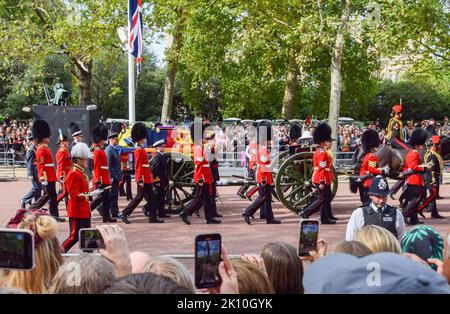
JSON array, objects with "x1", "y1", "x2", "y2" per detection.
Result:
[
  {"x1": 266, "y1": 218, "x2": 281, "y2": 224},
  {"x1": 242, "y1": 213, "x2": 251, "y2": 225},
  {"x1": 179, "y1": 212, "x2": 191, "y2": 225},
  {"x1": 119, "y1": 212, "x2": 130, "y2": 224},
  {"x1": 207, "y1": 218, "x2": 221, "y2": 224}
]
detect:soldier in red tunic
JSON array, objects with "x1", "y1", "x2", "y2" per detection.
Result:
[
  {"x1": 29, "y1": 120, "x2": 65, "y2": 222},
  {"x1": 401, "y1": 128, "x2": 430, "y2": 225},
  {"x1": 242, "y1": 121, "x2": 281, "y2": 225},
  {"x1": 89, "y1": 123, "x2": 116, "y2": 223},
  {"x1": 55, "y1": 130, "x2": 72, "y2": 206},
  {"x1": 300, "y1": 123, "x2": 337, "y2": 224},
  {"x1": 119, "y1": 122, "x2": 163, "y2": 224},
  {"x1": 62, "y1": 142, "x2": 103, "y2": 252}
]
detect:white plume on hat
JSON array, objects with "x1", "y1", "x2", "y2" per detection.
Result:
[{"x1": 71, "y1": 142, "x2": 92, "y2": 159}]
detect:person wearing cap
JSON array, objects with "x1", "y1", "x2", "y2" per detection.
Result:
[
  {"x1": 20, "y1": 135, "x2": 42, "y2": 208},
  {"x1": 29, "y1": 120, "x2": 65, "y2": 222},
  {"x1": 89, "y1": 122, "x2": 116, "y2": 223},
  {"x1": 150, "y1": 139, "x2": 171, "y2": 219},
  {"x1": 386, "y1": 102, "x2": 409, "y2": 150},
  {"x1": 357, "y1": 129, "x2": 389, "y2": 206},
  {"x1": 68, "y1": 122, "x2": 83, "y2": 151},
  {"x1": 179, "y1": 120, "x2": 221, "y2": 225},
  {"x1": 300, "y1": 123, "x2": 337, "y2": 224},
  {"x1": 105, "y1": 128, "x2": 122, "y2": 218},
  {"x1": 120, "y1": 122, "x2": 162, "y2": 224},
  {"x1": 62, "y1": 142, "x2": 103, "y2": 252},
  {"x1": 401, "y1": 128, "x2": 431, "y2": 225},
  {"x1": 241, "y1": 120, "x2": 281, "y2": 225},
  {"x1": 346, "y1": 175, "x2": 405, "y2": 241},
  {"x1": 205, "y1": 123, "x2": 223, "y2": 218},
  {"x1": 419, "y1": 135, "x2": 444, "y2": 219},
  {"x1": 55, "y1": 130, "x2": 72, "y2": 206}
]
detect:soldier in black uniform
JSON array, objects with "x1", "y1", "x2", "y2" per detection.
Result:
[
  {"x1": 206, "y1": 125, "x2": 223, "y2": 218},
  {"x1": 20, "y1": 135, "x2": 42, "y2": 208},
  {"x1": 69, "y1": 122, "x2": 84, "y2": 151},
  {"x1": 150, "y1": 139, "x2": 171, "y2": 219}
]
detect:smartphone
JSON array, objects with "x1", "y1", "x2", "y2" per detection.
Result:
[
  {"x1": 0, "y1": 229, "x2": 35, "y2": 270},
  {"x1": 195, "y1": 233, "x2": 222, "y2": 289},
  {"x1": 79, "y1": 228, "x2": 105, "y2": 250},
  {"x1": 298, "y1": 219, "x2": 319, "y2": 256}
]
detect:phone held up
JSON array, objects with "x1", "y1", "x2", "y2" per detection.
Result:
[
  {"x1": 0, "y1": 228, "x2": 35, "y2": 270},
  {"x1": 195, "y1": 233, "x2": 222, "y2": 289},
  {"x1": 298, "y1": 219, "x2": 319, "y2": 257}
]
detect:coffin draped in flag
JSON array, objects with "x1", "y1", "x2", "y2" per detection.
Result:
[{"x1": 128, "y1": 0, "x2": 143, "y2": 74}]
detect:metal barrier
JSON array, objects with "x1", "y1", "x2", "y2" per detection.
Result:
[
  {"x1": 62, "y1": 253, "x2": 240, "y2": 259},
  {"x1": 0, "y1": 150, "x2": 16, "y2": 179}
]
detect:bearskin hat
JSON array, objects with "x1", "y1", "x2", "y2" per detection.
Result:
[
  {"x1": 91, "y1": 122, "x2": 108, "y2": 143},
  {"x1": 257, "y1": 120, "x2": 272, "y2": 145},
  {"x1": 69, "y1": 122, "x2": 82, "y2": 137},
  {"x1": 32, "y1": 119, "x2": 51, "y2": 143},
  {"x1": 131, "y1": 122, "x2": 148, "y2": 143},
  {"x1": 361, "y1": 129, "x2": 380, "y2": 152},
  {"x1": 190, "y1": 120, "x2": 206, "y2": 145},
  {"x1": 108, "y1": 123, "x2": 123, "y2": 139},
  {"x1": 409, "y1": 128, "x2": 428, "y2": 147},
  {"x1": 313, "y1": 123, "x2": 333, "y2": 144},
  {"x1": 289, "y1": 124, "x2": 302, "y2": 141}
]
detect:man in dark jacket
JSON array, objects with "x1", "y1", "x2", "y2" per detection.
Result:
[
  {"x1": 20, "y1": 135, "x2": 42, "y2": 208},
  {"x1": 150, "y1": 139, "x2": 170, "y2": 218},
  {"x1": 105, "y1": 129, "x2": 122, "y2": 218}
]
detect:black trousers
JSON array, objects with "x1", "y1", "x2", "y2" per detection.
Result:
[
  {"x1": 29, "y1": 181, "x2": 59, "y2": 217},
  {"x1": 182, "y1": 183, "x2": 215, "y2": 222},
  {"x1": 110, "y1": 181, "x2": 120, "y2": 217},
  {"x1": 119, "y1": 174, "x2": 133, "y2": 199},
  {"x1": 62, "y1": 218, "x2": 91, "y2": 253},
  {"x1": 21, "y1": 178, "x2": 42, "y2": 205},
  {"x1": 389, "y1": 137, "x2": 409, "y2": 150},
  {"x1": 243, "y1": 184, "x2": 274, "y2": 222},
  {"x1": 90, "y1": 184, "x2": 112, "y2": 219},
  {"x1": 122, "y1": 183, "x2": 156, "y2": 219},
  {"x1": 302, "y1": 184, "x2": 333, "y2": 222},
  {"x1": 358, "y1": 184, "x2": 370, "y2": 206},
  {"x1": 153, "y1": 182, "x2": 167, "y2": 217},
  {"x1": 402, "y1": 185, "x2": 422, "y2": 224}
]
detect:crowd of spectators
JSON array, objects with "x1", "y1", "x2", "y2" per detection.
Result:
[{"x1": 0, "y1": 115, "x2": 32, "y2": 163}]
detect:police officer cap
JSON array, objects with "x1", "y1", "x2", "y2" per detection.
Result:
[
  {"x1": 153, "y1": 139, "x2": 166, "y2": 148},
  {"x1": 368, "y1": 175, "x2": 390, "y2": 196}
]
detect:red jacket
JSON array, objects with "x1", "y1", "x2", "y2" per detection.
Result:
[
  {"x1": 360, "y1": 153, "x2": 382, "y2": 188},
  {"x1": 36, "y1": 144, "x2": 57, "y2": 182},
  {"x1": 403, "y1": 149, "x2": 424, "y2": 186},
  {"x1": 92, "y1": 144, "x2": 111, "y2": 186},
  {"x1": 134, "y1": 146, "x2": 152, "y2": 184},
  {"x1": 193, "y1": 144, "x2": 212, "y2": 184},
  {"x1": 56, "y1": 147, "x2": 72, "y2": 180},
  {"x1": 65, "y1": 164, "x2": 91, "y2": 219},
  {"x1": 248, "y1": 141, "x2": 257, "y2": 170},
  {"x1": 256, "y1": 145, "x2": 273, "y2": 184},
  {"x1": 312, "y1": 147, "x2": 334, "y2": 185},
  {"x1": 120, "y1": 153, "x2": 132, "y2": 171}
]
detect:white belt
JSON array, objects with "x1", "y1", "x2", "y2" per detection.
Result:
[
  {"x1": 44, "y1": 163, "x2": 54, "y2": 167},
  {"x1": 314, "y1": 167, "x2": 330, "y2": 171},
  {"x1": 142, "y1": 164, "x2": 150, "y2": 168},
  {"x1": 203, "y1": 164, "x2": 210, "y2": 168},
  {"x1": 100, "y1": 166, "x2": 108, "y2": 170}
]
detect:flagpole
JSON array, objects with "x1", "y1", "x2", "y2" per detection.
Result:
[{"x1": 128, "y1": 52, "x2": 136, "y2": 124}]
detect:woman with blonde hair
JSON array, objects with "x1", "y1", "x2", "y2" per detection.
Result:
[
  {"x1": 0, "y1": 209, "x2": 63, "y2": 293},
  {"x1": 144, "y1": 256, "x2": 195, "y2": 293},
  {"x1": 354, "y1": 225, "x2": 401, "y2": 254},
  {"x1": 230, "y1": 259, "x2": 274, "y2": 294}
]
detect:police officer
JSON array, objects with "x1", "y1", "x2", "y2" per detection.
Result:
[
  {"x1": 62, "y1": 142, "x2": 103, "y2": 252},
  {"x1": 69, "y1": 122, "x2": 84, "y2": 151},
  {"x1": 241, "y1": 120, "x2": 281, "y2": 225},
  {"x1": 55, "y1": 130, "x2": 72, "y2": 206},
  {"x1": 29, "y1": 120, "x2": 65, "y2": 222},
  {"x1": 346, "y1": 175, "x2": 405, "y2": 241},
  {"x1": 120, "y1": 122, "x2": 163, "y2": 224},
  {"x1": 150, "y1": 139, "x2": 171, "y2": 219},
  {"x1": 300, "y1": 123, "x2": 337, "y2": 224},
  {"x1": 386, "y1": 102, "x2": 409, "y2": 150},
  {"x1": 105, "y1": 129, "x2": 122, "y2": 218},
  {"x1": 20, "y1": 135, "x2": 42, "y2": 208},
  {"x1": 90, "y1": 123, "x2": 116, "y2": 223}
]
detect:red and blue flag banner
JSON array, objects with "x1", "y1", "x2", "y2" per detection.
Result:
[{"x1": 128, "y1": 0, "x2": 143, "y2": 74}]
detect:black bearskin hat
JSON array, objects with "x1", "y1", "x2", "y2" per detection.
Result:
[
  {"x1": 289, "y1": 124, "x2": 302, "y2": 141},
  {"x1": 131, "y1": 122, "x2": 148, "y2": 143},
  {"x1": 257, "y1": 120, "x2": 272, "y2": 145},
  {"x1": 361, "y1": 129, "x2": 380, "y2": 152},
  {"x1": 69, "y1": 122, "x2": 82, "y2": 137},
  {"x1": 313, "y1": 123, "x2": 333, "y2": 144},
  {"x1": 91, "y1": 122, "x2": 108, "y2": 143},
  {"x1": 409, "y1": 128, "x2": 428, "y2": 147},
  {"x1": 32, "y1": 119, "x2": 51, "y2": 143},
  {"x1": 190, "y1": 120, "x2": 206, "y2": 145}
]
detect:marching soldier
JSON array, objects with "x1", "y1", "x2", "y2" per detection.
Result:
[
  {"x1": 401, "y1": 128, "x2": 430, "y2": 225},
  {"x1": 20, "y1": 135, "x2": 42, "y2": 208},
  {"x1": 62, "y1": 142, "x2": 103, "y2": 252},
  {"x1": 119, "y1": 122, "x2": 163, "y2": 224},
  {"x1": 179, "y1": 120, "x2": 221, "y2": 225},
  {"x1": 288, "y1": 124, "x2": 302, "y2": 156},
  {"x1": 89, "y1": 123, "x2": 116, "y2": 223},
  {"x1": 55, "y1": 130, "x2": 72, "y2": 205},
  {"x1": 150, "y1": 139, "x2": 171, "y2": 219},
  {"x1": 105, "y1": 128, "x2": 122, "y2": 218},
  {"x1": 419, "y1": 135, "x2": 444, "y2": 219},
  {"x1": 237, "y1": 126, "x2": 257, "y2": 199},
  {"x1": 241, "y1": 121, "x2": 281, "y2": 225},
  {"x1": 29, "y1": 119, "x2": 65, "y2": 222},
  {"x1": 386, "y1": 102, "x2": 409, "y2": 150},
  {"x1": 300, "y1": 123, "x2": 337, "y2": 224},
  {"x1": 206, "y1": 125, "x2": 223, "y2": 218}
]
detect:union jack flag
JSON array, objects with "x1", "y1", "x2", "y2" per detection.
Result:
[{"x1": 128, "y1": 0, "x2": 143, "y2": 74}]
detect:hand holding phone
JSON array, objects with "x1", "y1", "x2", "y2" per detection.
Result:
[
  {"x1": 195, "y1": 233, "x2": 222, "y2": 289},
  {"x1": 0, "y1": 229, "x2": 35, "y2": 270},
  {"x1": 79, "y1": 228, "x2": 105, "y2": 250},
  {"x1": 298, "y1": 219, "x2": 319, "y2": 257}
]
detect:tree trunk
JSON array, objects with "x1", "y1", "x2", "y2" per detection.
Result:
[
  {"x1": 281, "y1": 52, "x2": 299, "y2": 120},
  {"x1": 161, "y1": 57, "x2": 177, "y2": 123},
  {"x1": 328, "y1": 0, "x2": 351, "y2": 152},
  {"x1": 71, "y1": 58, "x2": 93, "y2": 106}
]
